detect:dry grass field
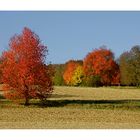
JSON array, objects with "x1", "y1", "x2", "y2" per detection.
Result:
[{"x1": 1, "y1": 86, "x2": 140, "y2": 128}]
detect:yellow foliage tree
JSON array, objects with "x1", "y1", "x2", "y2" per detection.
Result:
[{"x1": 71, "y1": 66, "x2": 84, "y2": 86}]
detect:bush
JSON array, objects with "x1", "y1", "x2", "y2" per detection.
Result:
[{"x1": 82, "y1": 75, "x2": 102, "y2": 87}]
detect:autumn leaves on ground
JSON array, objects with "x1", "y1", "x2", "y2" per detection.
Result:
[{"x1": 0, "y1": 27, "x2": 140, "y2": 128}]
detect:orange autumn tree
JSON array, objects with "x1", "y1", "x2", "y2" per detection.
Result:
[
  {"x1": 63, "y1": 60, "x2": 81, "y2": 85},
  {"x1": 83, "y1": 47, "x2": 120, "y2": 85},
  {"x1": 0, "y1": 27, "x2": 53, "y2": 105}
]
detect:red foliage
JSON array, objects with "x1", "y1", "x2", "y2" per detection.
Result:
[
  {"x1": 83, "y1": 47, "x2": 120, "y2": 85},
  {"x1": 0, "y1": 27, "x2": 53, "y2": 105},
  {"x1": 63, "y1": 60, "x2": 80, "y2": 85}
]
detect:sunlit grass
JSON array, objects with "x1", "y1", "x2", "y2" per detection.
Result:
[{"x1": 1, "y1": 86, "x2": 140, "y2": 128}]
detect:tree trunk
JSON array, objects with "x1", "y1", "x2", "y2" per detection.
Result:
[
  {"x1": 24, "y1": 97, "x2": 29, "y2": 106},
  {"x1": 24, "y1": 84, "x2": 29, "y2": 106}
]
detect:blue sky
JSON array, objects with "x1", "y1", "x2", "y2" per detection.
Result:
[{"x1": 0, "y1": 11, "x2": 140, "y2": 64}]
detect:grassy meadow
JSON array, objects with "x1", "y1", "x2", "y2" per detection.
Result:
[{"x1": 1, "y1": 86, "x2": 140, "y2": 128}]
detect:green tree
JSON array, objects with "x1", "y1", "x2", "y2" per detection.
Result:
[
  {"x1": 119, "y1": 45, "x2": 140, "y2": 86},
  {"x1": 129, "y1": 46, "x2": 140, "y2": 86},
  {"x1": 53, "y1": 64, "x2": 65, "y2": 86},
  {"x1": 119, "y1": 52, "x2": 132, "y2": 85}
]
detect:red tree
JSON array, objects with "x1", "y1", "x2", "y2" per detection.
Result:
[
  {"x1": 0, "y1": 27, "x2": 53, "y2": 105},
  {"x1": 63, "y1": 60, "x2": 80, "y2": 85},
  {"x1": 83, "y1": 47, "x2": 120, "y2": 85}
]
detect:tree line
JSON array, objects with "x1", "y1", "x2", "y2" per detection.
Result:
[{"x1": 53, "y1": 46, "x2": 140, "y2": 87}]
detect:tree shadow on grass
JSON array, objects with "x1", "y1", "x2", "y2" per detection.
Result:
[
  {"x1": 31, "y1": 99, "x2": 140, "y2": 110},
  {"x1": 1, "y1": 93, "x2": 140, "y2": 110},
  {"x1": 0, "y1": 94, "x2": 5, "y2": 99}
]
